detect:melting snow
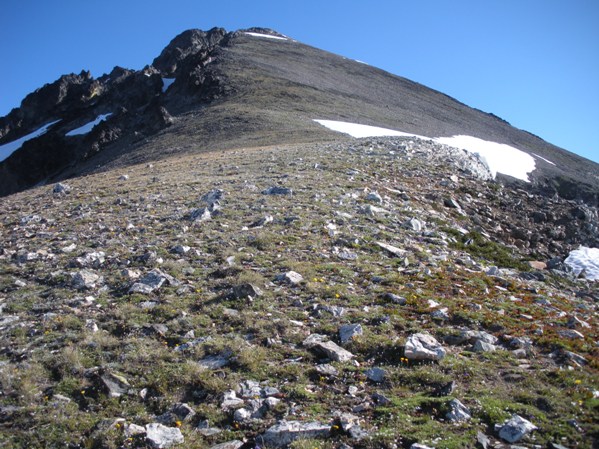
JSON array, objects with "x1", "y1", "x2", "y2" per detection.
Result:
[
  {"x1": 313, "y1": 120, "x2": 428, "y2": 140},
  {"x1": 565, "y1": 246, "x2": 599, "y2": 281},
  {"x1": 244, "y1": 32, "x2": 287, "y2": 40},
  {"x1": 313, "y1": 119, "x2": 537, "y2": 182},
  {"x1": 162, "y1": 78, "x2": 175, "y2": 93},
  {"x1": 0, "y1": 120, "x2": 61, "y2": 163},
  {"x1": 435, "y1": 135, "x2": 536, "y2": 182},
  {"x1": 532, "y1": 153, "x2": 556, "y2": 166},
  {"x1": 66, "y1": 114, "x2": 112, "y2": 137}
]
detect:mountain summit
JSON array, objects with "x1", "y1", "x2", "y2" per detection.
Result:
[{"x1": 0, "y1": 27, "x2": 598, "y2": 203}]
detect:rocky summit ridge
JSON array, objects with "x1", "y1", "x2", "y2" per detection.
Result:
[{"x1": 0, "y1": 26, "x2": 598, "y2": 449}]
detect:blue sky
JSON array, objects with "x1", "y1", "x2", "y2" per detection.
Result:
[{"x1": 1, "y1": 0, "x2": 598, "y2": 163}]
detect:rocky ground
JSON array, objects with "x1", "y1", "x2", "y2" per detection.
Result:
[{"x1": 0, "y1": 137, "x2": 597, "y2": 449}]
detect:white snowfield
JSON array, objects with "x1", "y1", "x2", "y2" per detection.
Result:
[
  {"x1": 0, "y1": 120, "x2": 61, "y2": 163},
  {"x1": 314, "y1": 119, "x2": 538, "y2": 182},
  {"x1": 66, "y1": 114, "x2": 112, "y2": 137},
  {"x1": 244, "y1": 32, "x2": 287, "y2": 41},
  {"x1": 162, "y1": 78, "x2": 175, "y2": 93},
  {"x1": 565, "y1": 246, "x2": 599, "y2": 281}
]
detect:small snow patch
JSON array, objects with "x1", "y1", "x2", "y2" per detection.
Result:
[
  {"x1": 435, "y1": 135, "x2": 536, "y2": 182},
  {"x1": 314, "y1": 119, "x2": 428, "y2": 139},
  {"x1": 244, "y1": 32, "x2": 287, "y2": 40},
  {"x1": 313, "y1": 119, "x2": 536, "y2": 182},
  {"x1": 532, "y1": 153, "x2": 556, "y2": 166},
  {"x1": 66, "y1": 114, "x2": 112, "y2": 136},
  {"x1": 0, "y1": 120, "x2": 61, "y2": 162},
  {"x1": 564, "y1": 246, "x2": 599, "y2": 281},
  {"x1": 162, "y1": 78, "x2": 175, "y2": 93}
]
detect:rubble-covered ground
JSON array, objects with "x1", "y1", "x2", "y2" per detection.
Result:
[{"x1": 0, "y1": 137, "x2": 597, "y2": 449}]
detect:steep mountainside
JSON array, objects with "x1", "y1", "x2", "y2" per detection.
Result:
[{"x1": 0, "y1": 27, "x2": 598, "y2": 205}]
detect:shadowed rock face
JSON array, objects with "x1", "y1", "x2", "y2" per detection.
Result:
[{"x1": 1, "y1": 26, "x2": 598, "y2": 204}]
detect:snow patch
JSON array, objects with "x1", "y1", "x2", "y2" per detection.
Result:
[
  {"x1": 435, "y1": 135, "x2": 535, "y2": 182},
  {"x1": 313, "y1": 120, "x2": 428, "y2": 140},
  {"x1": 244, "y1": 32, "x2": 287, "y2": 40},
  {"x1": 0, "y1": 120, "x2": 61, "y2": 162},
  {"x1": 565, "y1": 246, "x2": 599, "y2": 281},
  {"x1": 532, "y1": 153, "x2": 556, "y2": 166},
  {"x1": 313, "y1": 119, "x2": 536, "y2": 182},
  {"x1": 66, "y1": 114, "x2": 112, "y2": 137},
  {"x1": 162, "y1": 78, "x2": 175, "y2": 93}
]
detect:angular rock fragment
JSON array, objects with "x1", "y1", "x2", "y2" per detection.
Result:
[
  {"x1": 472, "y1": 340, "x2": 496, "y2": 353},
  {"x1": 259, "y1": 420, "x2": 330, "y2": 448},
  {"x1": 72, "y1": 270, "x2": 100, "y2": 290},
  {"x1": 275, "y1": 271, "x2": 303, "y2": 285},
  {"x1": 100, "y1": 371, "x2": 131, "y2": 398},
  {"x1": 497, "y1": 414, "x2": 537, "y2": 443},
  {"x1": 145, "y1": 423, "x2": 184, "y2": 448},
  {"x1": 404, "y1": 333, "x2": 446, "y2": 361},
  {"x1": 209, "y1": 441, "x2": 244, "y2": 449},
  {"x1": 129, "y1": 269, "x2": 178, "y2": 294},
  {"x1": 364, "y1": 367, "x2": 386, "y2": 383},
  {"x1": 339, "y1": 323, "x2": 363, "y2": 344},
  {"x1": 231, "y1": 283, "x2": 263, "y2": 299},
  {"x1": 445, "y1": 399, "x2": 471, "y2": 422},
  {"x1": 303, "y1": 334, "x2": 354, "y2": 362},
  {"x1": 262, "y1": 186, "x2": 293, "y2": 195}
]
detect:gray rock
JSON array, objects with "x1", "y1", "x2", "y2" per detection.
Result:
[
  {"x1": 198, "y1": 353, "x2": 231, "y2": 370},
  {"x1": 73, "y1": 251, "x2": 105, "y2": 268},
  {"x1": 130, "y1": 269, "x2": 178, "y2": 294},
  {"x1": 209, "y1": 441, "x2": 244, "y2": 449},
  {"x1": 125, "y1": 423, "x2": 146, "y2": 437},
  {"x1": 383, "y1": 292, "x2": 407, "y2": 305},
  {"x1": 72, "y1": 270, "x2": 100, "y2": 290},
  {"x1": 259, "y1": 420, "x2": 330, "y2": 447},
  {"x1": 171, "y1": 245, "x2": 190, "y2": 255},
  {"x1": 403, "y1": 218, "x2": 424, "y2": 232},
  {"x1": 303, "y1": 334, "x2": 354, "y2": 362},
  {"x1": 558, "y1": 329, "x2": 584, "y2": 339},
  {"x1": 190, "y1": 207, "x2": 212, "y2": 222},
  {"x1": 275, "y1": 271, "x2": 304, "y2": 285},
  {"x1": 100, "y1": 372, "x2": 131, "y2": 398},
  {"x1": 339, "y1": 323, "x2": 363, "y2": 344},
  {"x1": 411, "y1": 444, "x2": 435, "y2": 449},
  {"x1": 201, "y1": 189, "x2": 224, "y2": 205},
  {"x1": 431, "y1": 308, "x2": 449, "y2": 321},
  {"x1": 221, "y1": 390, "x2": 244, "y2": 410},
  {"x1": 262, "y1": 186, "x2": 293, "y2": 195},
  {"x1": 405, "y1": 333, "x2": 446, "y2": 361},
  {"x1": 53, "y1": 183, "x2": 71, "y2": 195},
  {"x1": 249, "y1": 215, "x2": 274, "y2": 228},
  {"x1": 366, "y1": 191, "x2": 383, "y2": 203},
  {"x1": 376, "y1": 241, "x2": 406, "y2": 257},
  {"x1": 472, "y1": 340, "x2": 496, "y2": 353},
  {"x1": 445, "y1": 399, "x2": 471, "y2": 422},
  {"x1": 476, "y1": 431, "x2": 490, "y2": 449},
  {"x1": 497, "y1": 414, "x2": 537, "y2": 443},
  {"x1": 315, "y1": 363, "x2": 338, "y2": 377},
  {"x1": 231, "y1": 283, "x2": 263, "y2": 299},
  {"x1": 145, "y1": 423, "x2": 184, "y2": 448},
  {"x1": 364, "y1": 367, "x2": 386, "y2": 383}
]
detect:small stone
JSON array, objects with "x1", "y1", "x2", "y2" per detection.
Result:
[
  {"x1": 366, "y1": 191, "x2": 383, "y2": 203},
  {"x1": 259, "y1": 420, "x2": 330, "y2": 448},
  {"x1": 125, "y1": 423, "x2": 147, "y2": 437},
  {"x1": 558, "y1": 329, "x2": 584, "y2": 340},
  {"x1": 315, "y1": 364, "x2": 338, "y2": 377},
  {"x1": 303, "y1": 334, "x2": 354, "y2": 362},
  {"x1": 527, "y1": 260, "x2": 547, "y2": 270},
  {"x1": 364, "y1": 367, "x2": 386, "y2": 383},
  {"x1": 171, "y1": 245, "x2": 190, "y2": 255},
  {"x1": 209, "y1": 441, "x2": 244, "y2": 449},
  {"x1": 145, "y1": 423, "x2": 184, "y2": 448},
  {"x1": 339, "y1": 323, "x2": 363, "y2": 344},
  {"x1": 262, "y1": 186, "x2": 293, "y2": 195},
  {"x1": 403, "y1": 218, "x2": 424, "y2": 232},
  {"x1": 376, "y1": 241, "x2": 406, "y2": 257},
  {"x1": 190, "y1": 207, "x2": 212, "y2": 222},
  {"x1": 383, "y1": 292, "x2": 407, "y2": 305},
  {"x1": 498, "y1": 414, "x2": 537, "y2": 443},
  {"x1": 476, "y1": 431, "x2": 490, "y2": 449},
  {"x1": 275, "y1": 271, "x2": 304, "y2": 285},
  {"x1": 72, "y1": 270, "x2": 100, "y2": 290},
  {"x1": 411, "y1": 444, "x2": 434, "y2": 449},
  {"x1": 119, "y1": 174, "x2": 129, "y2": 181},
  {"x1": 472, "y1": 340, "x2": 496, "y2": 353},
  {"x1": 53, "y1": 183, "x2": 71, "y2": 194},
  {"x1": 405, "y1": 333, "x2": 446, "y2": 361},
  {"x1": 100, "y1": 371, "x2": 131, "y2": 398},
  {"x1": 231, "y1": 283, "x2": 263, "y2": 299},
  {"x1": 249, "y1": 215, "x2": 274, "y2": 228},
  {"x1": 445, "y1": 399, "x2": 471, "y2": 422},
  {"x1": 198, "y1": 353, "x2": 231, "y2": 370}
]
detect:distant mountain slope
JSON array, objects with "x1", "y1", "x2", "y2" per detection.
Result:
[{"x1": 0, "y1": 27, "x2": 597, "y2": 204}]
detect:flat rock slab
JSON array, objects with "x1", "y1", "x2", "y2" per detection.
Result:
[
  {"x1": 259, "y1": 420, "x2": 330, "y2": 448},
  {"x1": 497, "y1": 414, "x2": 537, "y2": 443},
  {"x1": 303, "y1": 334, "x2": 354, "y2": 362},
  {"x1": 145, "y1": 423, "x2": 184, "y2": 448},
  {"x1": 405, "y1": 333, "x2": 446, "y2": 361}
]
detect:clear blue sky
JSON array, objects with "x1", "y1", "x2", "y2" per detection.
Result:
[{"x1": 1, "y1": 0, "x2": 597, "y2": 163}]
